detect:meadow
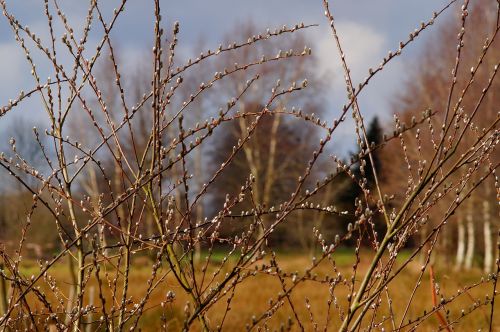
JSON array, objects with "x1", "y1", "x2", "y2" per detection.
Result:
[{"x1": 15, "y1": 250, "x2": 497, "y2": 331}]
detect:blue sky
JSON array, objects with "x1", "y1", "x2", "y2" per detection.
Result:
[{"x1": 0, "y1": 0, "x2": 456, "y2": 150}]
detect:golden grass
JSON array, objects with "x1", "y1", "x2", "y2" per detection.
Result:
[{"x1": 13, "y1": 251, "x2": 499, "y2": 331}]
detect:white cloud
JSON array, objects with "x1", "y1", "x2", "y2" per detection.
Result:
[
  {"x1": 317, "y1": 21, "x2": 386, "y2": 87},
  {"x1": 315, "y1": 22, "x2": 392, "y2": 154},
  {"x1": 0, "y1": 42, "x2": 25, "y2": 96},
  {"x1": 315, "y1": 21, "x2": 407, "y2": 121},
  {"x1": 0, "y1": 41, "x2": 51, "y2": 134}
]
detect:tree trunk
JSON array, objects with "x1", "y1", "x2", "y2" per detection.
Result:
[
  {"x1": 0, "y1": 262, "x2": 8, "y2": 318},
  {"x1": 296, "y1": 209, "x2": 309, "y2": 252},
  {"x1": 464, "y1": 199, "x2": 475, "y2": 270},
  {"x1": 455, "y1": 214, "x2": 466, "y2": 270},
  {"x1": 483, "y1": 190, "x2": 492, "y2": 273},
  {"x1": 82, "y1": 167, "x2": 109, "y2": 256},
  {"x1": 194, "y1": 141, "x2": 203, "y2": 264},
  {"x1": 86, "y1": 286, "x2": 95, "y2": 332}
]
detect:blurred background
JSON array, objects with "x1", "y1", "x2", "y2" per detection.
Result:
[{"x1": 0, "y1": 0, "x2": 497, "y2": 274}]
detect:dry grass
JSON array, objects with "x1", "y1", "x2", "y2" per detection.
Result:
[
  {"x1": 19, "y1": 251, "x2": 498, "y2": 331},
  {"x1": 1, "y1": 0, "x2": 498, "y2": 330}
]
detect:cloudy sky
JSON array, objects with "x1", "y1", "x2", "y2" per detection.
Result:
[{"x1": 0, "y1": 0, "x2": 457, "y2": 150}]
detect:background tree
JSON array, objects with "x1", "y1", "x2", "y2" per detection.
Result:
[
  {"x1": 197, "y1": 23, "x2": 331, "y2": 249},
  {"x1": 379, "y1": 0, "x2": 499, "y2": 269}
]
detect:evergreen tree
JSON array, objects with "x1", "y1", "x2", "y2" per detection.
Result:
[{"x1": 363, "y1": 116, "x2": 383, "y2": 188}]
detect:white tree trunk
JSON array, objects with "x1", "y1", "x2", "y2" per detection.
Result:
[
  {"x1": 0, "y1": 262, "x2": 8, "y2": 317},
  {"x1": 194, "y1": 132, "x2": 203, "y2": 265},
  {"x1": 86, "y1": 286, "x2": 95, "y2": 332},
  {"x1": 483, "y1": 199, "x2": 493, "y2": 273},
  {"x1": 464, "y1": 200, "x2": 475, "y2": 270},
  {"x1": 455, "y1": 216, "x2": 466, "y2": 270},
  {"x1": 84, "y1": 167, "x2": 108, "y2": 256}
]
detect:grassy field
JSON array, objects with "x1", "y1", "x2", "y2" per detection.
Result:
[{"x1": 14, "y1": 249, "x2": 499, "y2": 331}]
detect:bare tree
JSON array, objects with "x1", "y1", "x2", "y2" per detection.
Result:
[
  {"x1": 0, "y1": 0, "x2": 498, "y2": 331},
  {"x1": 380, "y1": 0, "x2": 499, "y2": 270}
]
